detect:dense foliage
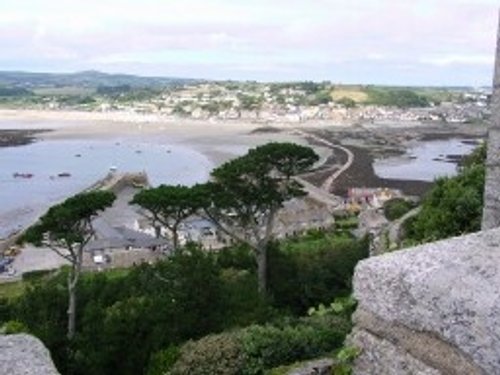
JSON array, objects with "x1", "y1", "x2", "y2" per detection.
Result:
[
  {"x1": 0, "y1": 86, "x2": 34, "y2": 96},
  {"x1": 1, "y1": 231, "x2": 368, "y2": 375},
  {"x1": 166, "y1": 313, "x2": 350, "y2": 375},
  {"x1": 404, "y1": 143, "x2": 486, "y2": 242}
]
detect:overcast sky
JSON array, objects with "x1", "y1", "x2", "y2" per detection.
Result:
[{"x1": 0, "y1": 0, "x2": 498, "y2": 85}]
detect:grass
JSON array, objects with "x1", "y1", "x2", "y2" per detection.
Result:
[
  {"x1": 281, "y1": 228, "x2": 356, "y2": 254},
  {"x1": 331, "y1": 87, "x2": 369, "y2": 103},
  {"x1": 0, "y1": 267, "x2": 130, "y2": 300},
  {"x1": 102, "y1": 268, "x2": 130, "y2": 279},
  {"x1": 0, "y1": 280, "x2": 26, "y2": 300}
]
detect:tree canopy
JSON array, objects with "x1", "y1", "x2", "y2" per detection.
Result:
[
  {"x1": 131, "y1": 185, "x2": 206, "y2": 249},
  {"x1": 205, "y1": 142, "x2": 319, "y2": 293},
  {"x1": 23, "y1": 191, "x2": 116, "y2": 249},
  {"x1": 404, "y1": 143, "x2": 486, "y2": 243},
  {"x1": 20, "y1": 190, "x2": 116, "y2": 339}
]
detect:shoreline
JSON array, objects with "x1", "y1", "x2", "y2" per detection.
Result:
[
  {"x1": 0, "y1": 109, "x2": 484, "y2": 242},
  {"x1": 0, "y1": 108, "x2": 334, "y2": 167}
]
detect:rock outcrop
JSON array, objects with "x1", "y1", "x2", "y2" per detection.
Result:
[
  {"x1": 348, "y1": 228, "x2": 500, "y2": 374},
  {"x1": 0, "y1": 334, "x2": 60, "y2": 375}
]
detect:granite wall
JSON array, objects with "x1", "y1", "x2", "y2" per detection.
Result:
[{"x1": 348, "y1": 228, "x2": 500, "y2": 374}]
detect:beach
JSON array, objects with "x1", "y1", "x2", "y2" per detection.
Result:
[{"x1": 0, "y1": 109, "x2": 332, "y2": 164}]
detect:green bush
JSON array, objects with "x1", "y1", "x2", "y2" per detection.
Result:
[
  {"x1": 169, "y1": 314, "x2": 350, "y2": 375},
  {"x1": 22, "y1": 269, "x2": 55, "y2": 282},
  {"x1": 146, "y1": 346, "x2": 180, "y2": 375},
  {"x1": 336, "y1": 97, "x2": 356, "y2": 108},
  {"x1": 407, "y1": 161, "x2": 485, "y2": 242},
  {"x1": 169, "y1": 333, "x2": 245, "y2": 375},
  {"x1": 241, "y1": 315, "x2": 348, "y2": 374},
  {"x1": 270, "y1": 236, "x2": 369, "y2": 313},
  {"x1": 1, "y1": 320, "x2": 29, "y2": 334},
  {"x1": 383, "y1": 198, "x2": 415, "y2": 221}
]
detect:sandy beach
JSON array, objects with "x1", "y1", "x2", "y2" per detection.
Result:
[{"x1": 0, "y1": 109, "x2": 334, "y2": 166}]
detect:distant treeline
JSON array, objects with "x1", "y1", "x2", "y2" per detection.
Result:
[
  {"x1": 0, "y1": 87, "x2": 34, "y2": 97},
  {"x1": 0, "y1": 70, "x2": 197, "y2": 89},
  {"x1": 366, "y1": 88, "x2": 430, "y2": 108}
]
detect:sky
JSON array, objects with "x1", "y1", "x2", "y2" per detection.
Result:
[{"x1": 0, "y1": 0, "x2": 498, "y2": 85}]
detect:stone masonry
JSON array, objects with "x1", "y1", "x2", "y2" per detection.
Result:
[{"x1": 349, "y1": 229, "x2": 500, "y2": 374}]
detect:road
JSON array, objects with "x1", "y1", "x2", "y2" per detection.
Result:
[{"x1": 292, "y1": 129, "x2": 354, "y2": 206}]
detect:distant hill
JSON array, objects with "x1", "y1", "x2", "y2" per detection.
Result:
[{"x1": 0, "y1": 70, "x2": 198, "y2": 89}]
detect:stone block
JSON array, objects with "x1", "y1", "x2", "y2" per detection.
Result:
[{"x1": 352, "y1": 228, "x2": 500, "y2": 374}]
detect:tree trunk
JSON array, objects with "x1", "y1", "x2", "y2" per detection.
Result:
[
  {"x1": 172, "y1": 224, "x2": 179, "y2": 251},
  {"x1": 255, "y1": 207, "x2": 276, "y2": 295},
  {"x1": 256, "y1": 246, "x2": 267, "y2": 295},
  {"x1": 67, "y1": 273, "x2": 77, "y2": 340},
  {"x1": 66, "y1": 245, "x2": 83, "y2": 340},
  {"x1": 154, "y1": 225, "x2": 161, "y2": 238}
]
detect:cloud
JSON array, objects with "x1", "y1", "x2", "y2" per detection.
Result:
[
  {"x1": 420, "y1": 54, "x2": 494, "y2": 67},
  {"x1": 0, "y1": 0, "x2": 498, "y2": 85}
]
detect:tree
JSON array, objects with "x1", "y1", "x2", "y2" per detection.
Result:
[
  {"x1": 405, "y1": 144, "x2": 486, "y2": 243},
  {"x1": 131, "y1": 185, "x2": 205, "y2": 250},
  {"x1": 20, "y1": 191, "x2": 115, "y2": 339},
  {"x1": 336, "y1": 97, "x2": 357, "y2": 109},
  {"x1": 202, "y1": 142, "x2": 319, "y2": 294},
  {"x1": 237, "y1": 94, "x2": 264, "y2": 117}
]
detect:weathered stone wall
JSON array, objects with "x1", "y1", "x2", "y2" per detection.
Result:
[
  {"x1": 348, "y1": 228, "x2": 500, "y2": 374},
  {"x1": 0, "y1": 334, "x2": 60, "y2": 375}
]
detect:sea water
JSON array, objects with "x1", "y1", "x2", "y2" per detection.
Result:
[
  {"x1": 373, "y1": 138, "x2": 478, "y2": 182},
  {"x1": 0, "y1": 138, "x2": 213, "y2": 238}
]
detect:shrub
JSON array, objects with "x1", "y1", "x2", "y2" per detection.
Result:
[
  {"x1": 1, "y1": 320, "x2": 29, "y2": 334},
  {"x1": 270, "y1": 236, "x2": 369, "y2": 313},
  {"x1": 146, "y1": 346, "x2": 180, "y2": 375},
  {"x1": 22, "y1": 269, "x2": 55, "y2": 282},
  {"x1": 407, "y1": 163, "x2": 485, "y2": 242},
  {"x1": 383, "y1": 198, "x2": 415, "y2": 221},
  {"x1": 169, "y1": 314, "x2": 350, "y2": 375},
  {"x1": 241, "y1": 315, "x2": 349, "y2": 374},
  {"x1": 169, "y1": 333, "x2": 245, "y2": 375}
]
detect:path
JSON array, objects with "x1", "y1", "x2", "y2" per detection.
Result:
[
  {"x1": 291, "y1": 129, "x2": 354, "y2": 208},
  {"x1": 387, "y1": 206, "x2": 422, "y2": 245}
]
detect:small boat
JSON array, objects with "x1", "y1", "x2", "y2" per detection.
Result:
[
  {"x1": 57, "y1": 172, "x2": 71, "y2": 178},
  {"x1": 13, "y1": 173, "x2": 33, "y2": 179},
  {"x1": 109, "y1": 166, "x2": 118, "y2": 172}
]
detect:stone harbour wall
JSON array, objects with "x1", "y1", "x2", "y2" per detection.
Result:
[{"x1": 348, "y1": 228, "x2": 500, "y2": 374}]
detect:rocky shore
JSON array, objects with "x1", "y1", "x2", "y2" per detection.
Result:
[{"x1": 0, "y1": 129, "x2": 50, "y2": 148}]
